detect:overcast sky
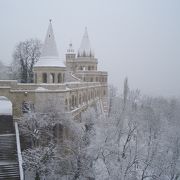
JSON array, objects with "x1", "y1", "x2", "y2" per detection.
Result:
[{"x1": 0, "y1": 0, "x2": 180, "y2": 97}]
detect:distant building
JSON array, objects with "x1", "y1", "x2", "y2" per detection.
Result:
[{"x1": 0, "y1": 20, "x2": 108, "y2": 118}]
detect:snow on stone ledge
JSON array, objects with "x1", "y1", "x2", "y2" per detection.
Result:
[
  {"x1": 35, "y1": 87, "x2": 49, "y2": 91},
  {"x1": 0, "y1": 96, "x2": 12, "y2": 115}
]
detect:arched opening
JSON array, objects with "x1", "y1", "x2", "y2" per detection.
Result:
[
  {"x1": 65, "y1": 99, "x2": 68, "y2": 110},
  {"x1": 69, "y1": 98, "x2": 72, "y2": 110},
  {"x1": 50, "y1": 73, "x2": 55, "y2": 83},
  {"x1": 58, "y1": 73, "x2": 62, "y2": 83},
  {"x1": 34, "y1": 73, "x2": 37, "y2": 83},
  {"x1": 63, "y1": 73, "x2": 65, "y2": 83},
  {"x1": 0, "y1": 96, "x2": 12, "y2": 116},
  {"x1": 74, "y1": 96, "x2": 77, "y2": 107},
  {"x1": 72, "y1": 95, "x2": 75, "y2": 109},
  {"x1": 79, "y1": 94, "x2": 81, "y2": 106},
  {"x1": 0, "y1": 96, "x2": 13, "y2": 134},
  {"x1": 42, "y1": 73, "x2": 47, "y2": 83},
  {"x1": 53, "y1": 124, "x2": 64, "y2": 143}
]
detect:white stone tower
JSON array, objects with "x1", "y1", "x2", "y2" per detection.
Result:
[
  {"x1": 33, "y1": 20, "x2": 66, "y2": 84},
  {"x1": 77, "y1": 27, "x2": 98, "y2": 71}
]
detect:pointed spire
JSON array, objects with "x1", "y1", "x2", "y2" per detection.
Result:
[
  {"x1": 41, "y1": 19, "x2": 59, "y2": 57},
  {"x1": 78, "y1": 27, "x2": 94, "y2": 57},
  {"x1": 34, "y1": 20, "x2": 65, "y2": 67}
]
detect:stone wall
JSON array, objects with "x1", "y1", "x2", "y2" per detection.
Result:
[{"x1": 0, "y1": 80, "x2": 108, "y2": 118}]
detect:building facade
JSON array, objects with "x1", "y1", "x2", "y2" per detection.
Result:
[{"x1": 0, "y1": 21, "x2": 108, "y2": 118}]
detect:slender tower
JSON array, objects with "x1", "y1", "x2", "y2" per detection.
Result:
[{"x1": 34, "y1": 20, "x2": 66, "y2": 84}]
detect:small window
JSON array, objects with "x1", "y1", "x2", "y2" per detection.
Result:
[
  {"x1": 42, "y1": 73, "x2": 47, "y2": 83},
  {"x1": 63, "y1": 73, "x2": 65, "y2": 82},
  {"x1": 50, "y1": 73, "x2": 55, "y2": 83},
  {"x1": 58, "y1": 73, "x2": 62, "y2": 83},
  {"x1": 34, "y1": 73, "x2": 37, "y2": 83},
  {"x1": 79, "y1": 95, "x2": 81, "y2": 105}
]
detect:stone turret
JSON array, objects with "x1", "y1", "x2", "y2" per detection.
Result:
[
  {"x1": 78, "y1": 27, "x2": 94, "y2": 58},
  {"x1": 66, "y1": 43, "x2": 76, "y2": 72},
  {"x1": 76, "y1": 28, "x2": 97, "y2": 71},
  {"x1": 33, "y1": 20, "x2": 66, "y2": 84},
  {"x1": 66, "y1": 28, "x2": 98, "y2": 72}
]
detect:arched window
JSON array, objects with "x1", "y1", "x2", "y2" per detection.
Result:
[
  {"x1": 69, "y1": 98, "x2": 72, "y2": 110},
  {"x1": 34, "y1": 73, "x2": 37, "y2": 83},
  {"x1": 90, "y1": 77, "x2": 93, "y2": 82},
  {"x1": 79, "y1": 94, "x2": 81, "y2": 105},
  {"x1": 75, "y1": 96, "x2": 77, "y2": 107},
  {"x1": 63, "y1": 73, "x2": 65, "y2": 82},
  {"x1": 50, "y1": 73, "x2": 55, "y2": 83},
  {"x1": 88, "y1": 66, "x2": 91, "y2": 70},
  {"x1": 72, "y1": 95, "x2": 75, "y2": 108},
  {"x1": 42, "y1": 73, "x2": 47, "y2": 83},
  {"x1": 53, "y1": 124, "x2": 64, "y2": 143},
  {"x1": 65, "y1": 99, "x2": 68, "y2": 110},
  {"x1": 58, "y1": 73, "x2": 62, "y2": 83}
]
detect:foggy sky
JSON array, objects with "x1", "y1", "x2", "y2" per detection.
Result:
[{"x1": 0, "y1": 0, "x2": 180, "y2": 97}]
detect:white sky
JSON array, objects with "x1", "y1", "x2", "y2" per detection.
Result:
[{"x1": 0, "y1": 0, "x2": 180, "y2": 97}]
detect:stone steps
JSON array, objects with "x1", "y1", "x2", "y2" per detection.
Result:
[
  {"x1": 0, "y1": 134, "x2": 17, "y2": 161},
  {"x1": 0, "y1": 133, "x2": 20, "y2": 179},
  {"x1": 0, "y1": 163, "x2": 20, "y2": 180}
]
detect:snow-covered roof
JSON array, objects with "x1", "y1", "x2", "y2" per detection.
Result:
[
  {"x1": 78, "y1": 27, "x2": 94, "y2": 57},
  {"x1": 34, "y1": 20, "x2": 65, "y2": 68},
  {"x1": 34, "y1": 57, "x2": 65, "y2": 67},
  {"x1": 0, "y1": 96, "x2": 12, "y2": 115}
]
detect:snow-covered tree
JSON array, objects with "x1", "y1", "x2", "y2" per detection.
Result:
[
  {"x1": 18, "y1": 82, "x2": 180, "y2": 179},
  {"x1": 11, "y1": 39, "x2": 41, "y2": 83}
]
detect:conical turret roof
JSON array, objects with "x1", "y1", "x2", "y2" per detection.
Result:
[
  {"x1": 78, "y1": 27, "x2": 94, "y2": 57},
  {"x1": 41, "y1": 20, "x2": 59, "y2": 57},
  {"x1": 34, "y1": 20, "x2": 65, "y2": 67}
]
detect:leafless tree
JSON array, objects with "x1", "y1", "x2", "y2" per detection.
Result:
[{"x1": 11, "y1": 39, "x2": 41, "y2": 83}]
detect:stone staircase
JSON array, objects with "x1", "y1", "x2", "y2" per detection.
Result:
[{"x1": 0, "y1": 133, "x2": 20, "y2": 179}]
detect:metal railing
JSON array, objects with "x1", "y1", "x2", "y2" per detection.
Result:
[{"x1": 15, "y1": 122, "x2": 24, "y2": 180}]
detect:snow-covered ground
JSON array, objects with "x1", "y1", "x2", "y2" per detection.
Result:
[{"x1": 0, "y1": 96, "x2": 12, "y2": 115}]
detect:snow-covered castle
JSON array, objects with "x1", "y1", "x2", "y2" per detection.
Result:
[{"x1": 0, "y1": 20, "x2": 108, "y2": 118}]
